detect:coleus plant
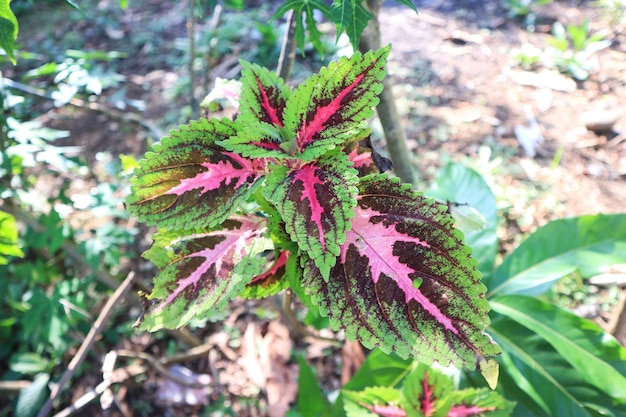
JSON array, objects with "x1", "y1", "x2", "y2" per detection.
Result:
[
  {"x1": 343, "y1": 363, "x2": 514, "y2": 417},
  {"x1": 126, "y1": 46, "x2": 500, "y2": 375}
]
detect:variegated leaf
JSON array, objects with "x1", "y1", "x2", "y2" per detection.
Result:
[
  {"x1": 302, "y1": 174, "x2": 500, "y2": 369},
  {"x1": 237, "y1": 60, "x2": 290, "y2": 127},
  {"x1": 283, "y1": 46, "x2": 389, "y2": 161},
  {"x1": 140, "y1": 216, "x2": 271, "y2": 330},
  {"x1": 241, "y1": 250, "x2": 290, "y2": 298},
  {"x1": 220, "y1": 122, "x2": 295, "y2": 160},
  {"x1": 126, "y1": 118, "x2": 265, "y2": 230},
  {"x1": 263, "y1": 152, "x2": 359, "y2": 279}
]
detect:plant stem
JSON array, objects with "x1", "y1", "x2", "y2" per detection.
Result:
[
  {"x1": 359, "y1": 0, "x2": 417, "y2": 186},
  {"x1": 37, "y1": 272, "x2": 136, "y2": 417},
  {"x1": 276, "y1": 9, "x2": 298, "y2": 80},
  {"x1": 188, "y1": 0, "x2": 198, "y2": 118}
]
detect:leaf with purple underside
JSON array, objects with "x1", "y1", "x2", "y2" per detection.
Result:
[
  {"x1": 126, "y1": 118, "x2": 265, "y2": 230},
  {"x1": 283, "y1": 46, "x2": 389, "y2": 161},
  {"x1": 302, "y1": 174, "x2": 500, "y2": 369},
  {"x1": 140, "y1": 216, "x2": 271, "y2": 330},
  {"x1": 263, "y1": 152, "x2": 358, "y2": 279}
]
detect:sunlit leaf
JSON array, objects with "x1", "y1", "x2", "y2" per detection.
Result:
[
  {"x1": 491, "y1": 295, "x2": 626, "y2": 401},
  {"x1": 303, "y1": 174, "x2": 500, "y2": 369},
  {"x1": 140, "y1": 216, "x2": 271, "y2": 330},
  {"x1": 126, "y1": 118, "x2": 265, "y2": 231},
  {"x1": 489, "y1": 214, "x2": 626, "y2": 297},
  {"x1": 283, "y1": 46, "x2": 389, "y2": 161},
  {"x1": 264, "y1": 152, "x2": 359, "y2": 278},
  {"x1": 330, "y1": 0, "x2": 371, "y2": 51},
  {"x1": 0, "y1": 0, "x2": 18, "y2": 64}
]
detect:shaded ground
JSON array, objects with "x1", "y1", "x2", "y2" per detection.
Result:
[{"x1": 5, "y1": 0, "x2": 626, "y2": 415}]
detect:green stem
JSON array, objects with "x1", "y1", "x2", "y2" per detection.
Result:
[{"x1": 359, "y1": 0, "x2": 417, "y2": 186}]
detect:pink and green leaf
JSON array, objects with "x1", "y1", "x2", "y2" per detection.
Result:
[
  {"x1": 240, "y1": 250, "x2": 291, "y2": 299},
  {"x1": 140, "y1": 216, "x2": 271, "y2": 330},
  {"x1": 302, "y1": 174, "x2": 500, "y2": 369},
  {"x1": 237, "y1": 60, "x2": 290, "y2": 127},
  {"x1": 283, "y1": 46, "x2": 389, "y2": 161},
  {"x1": 220, "y1": 122, "x2": 295, "y2": 160},
  {"x1": 126, "y1": 118, "x2": 264, "y2": 230},
  {"x1": 263, "y1": 153, "x2": 359, "y2": 278}
]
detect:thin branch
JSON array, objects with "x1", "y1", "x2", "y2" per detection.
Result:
[
  {"x1": 188, "y1": 0, "x2": 198, "y2": 118},
  {"x1": 2, "y1": 78, "x2": 163, "y2": 140},
  {"x1": 359, "y1": 0, "x2": 417, "y2": 186},
  {"x1": 37, "y1": 272, "x2": 136, "y2": 417},
  {"x1": 276, "y1": 9, "x2": 298, "y2": 80},
  {"x1": 51, "y1": 342, "x2": 216, "y2": 417}
]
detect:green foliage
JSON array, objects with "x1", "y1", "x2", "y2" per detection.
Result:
[
  {"x1": 433, "y1": 161, "x2": 626, "y2": 415},
  {"x1": 343, "y1": 362, "x2": 514, "y2": 416},
  {"x1": 504, "y1": 0, "x2": 552, "y2": 19},
  {"x1": 0, "y1": 210, "x2": 24, "y2": 263},
  {"x1": 272, "y1": 0, "x2": 417, "y2": 55},
  {"x1": 547, "y1": 20, "x2": 611, "y2": 80},
  {"x1": 0, "y1": 0, "x2": 18, "y2": 64},
  {"x1": 295, "y1": 355, "x2": 332, "y2": 417},
  {"x1": 128, "y1": 48, "x2": 499, "y2": 371}
]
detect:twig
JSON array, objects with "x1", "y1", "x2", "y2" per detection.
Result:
[
  {"x1": 0, "y1": 381, "x2": 32, "y2": 391},
  {"x1": 2, "y1": 78, "x2": 163, "y2": 140},
  {"x1": 276, "y1": 9, "x2": 298, "y2": 81},
  {"x1": 187, "y1": 0, "x2": 198, "y2": 118},
  {"x1": 37, "y1": 272, "x2": 136, "y2": 417},
  {"x1": 51, "y1": 342, "x2": 216, "y2": 417},
  {"x1": 51, "y1": 363, "x2": 148, "y2": 417},
  {"x1": 115, "y1": 349, "x2": 212, "y2": 388},
  {"x1": 281, "y1": 290, "x2": 340, "y2": 344},
  {"x1": 611, "y1": 291, "x2": 626, "y2": 346},
  {"x1": 359, "y1": 0, "x2": 417, "y2": 186}
]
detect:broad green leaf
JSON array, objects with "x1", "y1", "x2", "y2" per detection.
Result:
[
  {"x1": 0, "y1": 210, "x2": 24, "y2": 264},
  {"x1": 304, "y1": 174, "x2": 500, "y2": 370},
  {"x1": 10, "y1": 352, "x2": 49, "y2": 375},
  {"x1": 491, "y1": 295, "x2": 626, "y2": 401},
  {"x1": 126, "y1": 118, "x2": 265, "y2": 231},
  {"x1": 263, "y1": 152, "x2": 359, "y2": 279},
  {"x1": 0, "y1": 0, "x2": 18, "y2": 64},
  {"x1": 283, "y1": 46, "x2": 389, "y2": 161},
  {"x1": 426, "y1": 162, "x2": 498, "y2": 282},
  {"x1": 296, "y1": 354, "x2": 331, "y2": 417},
  {"x1": 332, "y1": 349, "x2": 412, "y2": 416},
  {"x1": 392, "y1": 0, "x2": 418, "y2": 13},
  {"x1": 330, "y1": 0, "x2": 371, "y2": 51},
  {"x1": 344, "y1": 349, "x2": 413, "y2": 392},
  {"x1": 271, "y1": 0, "x2": 332, "y2": 57},
  {"x1": 15, "y1": 373, "x2": 49, "y2": 417},
  {"x1": 140, "y1": 216, "x2": 271, "y2": 330},
  {"x1": 489, "y1": 213, "x2": 626, "y2": 297},
  {"x1": 489, "y1": 315, "x2": 626, "y2": 417}
]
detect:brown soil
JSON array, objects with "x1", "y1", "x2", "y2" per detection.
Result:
[{"x1": 6, "y1": 0, "x2": 625, "y2": 415}]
